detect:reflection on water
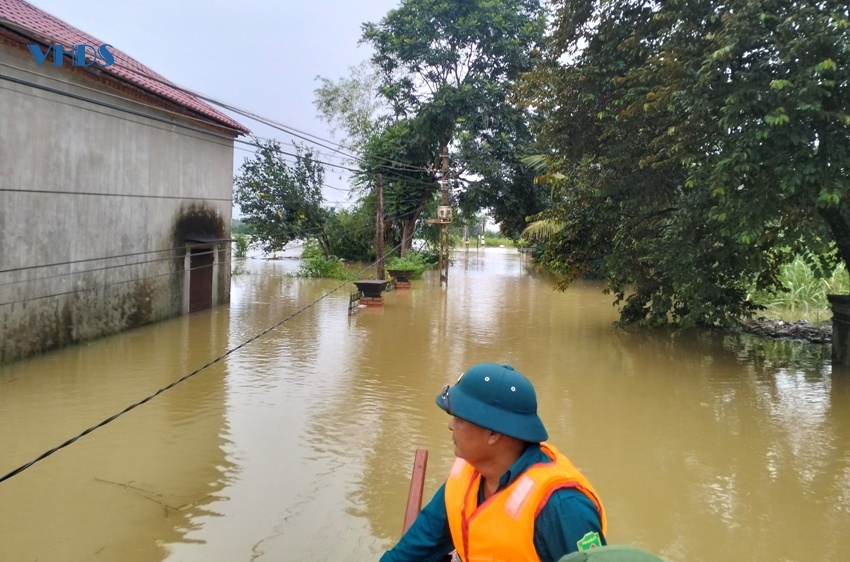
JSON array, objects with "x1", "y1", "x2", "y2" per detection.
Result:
[
  {"x1": 0, "y1": 308, "x2": 234, "y2": 561},
  {"x1": 1, "y1": 248, "x2": 849, "y2": 561}
]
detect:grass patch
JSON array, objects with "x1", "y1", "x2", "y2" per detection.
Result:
[
  {"x1": 751, "y1": 254, "x2": 849, "y2": 320},
  {"x1": 233, "y1": 233, "x2": 250, "y2": 258},
  {"x1": 482, "y1": 234, "x2": 515, "y2": 247}
]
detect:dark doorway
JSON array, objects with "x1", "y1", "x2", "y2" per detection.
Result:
[{"x1": 189, "y1": 246, "x2": 214, "y2": 313}]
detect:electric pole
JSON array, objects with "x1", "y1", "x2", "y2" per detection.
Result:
[
  {"x1": 375, "y1": 174, "x2": 385, "y2": 280},
  {"x1": 439, "y1": 145, "x2": 451, "y2": 287}
]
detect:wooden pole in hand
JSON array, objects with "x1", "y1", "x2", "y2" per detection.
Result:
[{"x1": 402, "y1": 449, "x2": 429, "y2": 534}]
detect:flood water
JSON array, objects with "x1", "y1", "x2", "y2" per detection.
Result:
[{"x1": 1, "y1": 247, "x2": 849, "y2": 562}]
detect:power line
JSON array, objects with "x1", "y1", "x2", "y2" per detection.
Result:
[
  {"x1": 0, "y1": 58, "x2": 432, "y2": 176},
  {"x1": 233, "y1": 134, "x2": 443, "y2": 196},
  {"x1": 0, "y1": 250, "x2": 215, "y2": 307},
  {"x1": 0, "y1": 194, "x2": 425, "y2": 282},
  {"x1": 0, "y1": 241, "x2": 404, "y2": 486},
  {"x1": 2, "y1": 63, "x2": 445, "y2": 198},
  {"x1": 1, "y1": 60, "x2": 351, "y2": 175},
  {"x1": 100, "y1": 61, "x2": 431, "y2": 175},
  {"x1": 0, "y1": 72, "x2": 235, "y2": 143},
  {"x1": 0, "y1": 186, "x2": 231, "y2": 202},
  {"x1": 233, "y1": 135, "x2": 361, "y2": 175},
  {"x1": 0, "y1": 60, "x2": 243, "y2": 136},
  {"x1": 0, "y1": 206, "x2": 427, "y2": 307},
  {"x1": 81, "y1": 56, "x2": 432, "y2": 175},
  {"x1": 0, "y1": 246, "x2": 183, "y2": 275},
  {"x1": 0, "y1": 250, "x2": 182, "y2": 289}
]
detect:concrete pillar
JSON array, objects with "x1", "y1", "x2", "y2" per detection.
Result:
[
  {"x1": 359, "y1": 296, "x2": 384, "y2": 307},
  {"x1": 827, "y1": 294, "x2": 850, "y2": 365}
]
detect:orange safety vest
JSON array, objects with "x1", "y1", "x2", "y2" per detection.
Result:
[{"x1": 444, "y1": 443, "x2": 607, "y2": 562}]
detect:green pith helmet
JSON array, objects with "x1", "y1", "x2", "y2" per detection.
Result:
[
  {"x1": 558, "y1": 545, "x2": 665, "y2": 562},
  {"x1": 435, "y1": 363, "x2": 548, "y2": 442}
]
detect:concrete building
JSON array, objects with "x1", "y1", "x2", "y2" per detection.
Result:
[{"x1": 0, "y1": 0, "x2": 250, "y2": 363}]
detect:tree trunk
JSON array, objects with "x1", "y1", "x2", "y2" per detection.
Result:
[
  {"x1": 819, "y1": 203, "x2": 850, "y2": 366},
  {"x1": 818, "y1": 204, "x2": 850, "y2": 275},
  {"x1": 400, "y1": 208, "x2": 425, "y2": 257},
  {"x1": 317, "y1": 231, "x2": 332, "y2": 259},
  {"x1": 399, "y1": 180, "x2": 438, "y2": 257}
]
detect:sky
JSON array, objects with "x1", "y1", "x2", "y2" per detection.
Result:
[{"x1": 27, "y1": 0, "x2": 403, "y2": 208}]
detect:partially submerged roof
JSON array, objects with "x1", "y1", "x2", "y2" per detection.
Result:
[{"x1": 0, "y1": 0, "x2": 250, "y2": 135}]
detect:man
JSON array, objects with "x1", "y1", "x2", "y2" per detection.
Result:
[{"x1": 381, "y1": 363, "x2": 607, "y2": 562}]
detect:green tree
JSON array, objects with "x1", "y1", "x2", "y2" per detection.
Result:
[
  {"x1": 324, "y1": 205, "x2": 376, "y2": 262},
  {"x1": 314, "y1": 1, "x2": 550, "y2": 250},
  {"x1": 233, "y1": 139, "x2": 332, "y2": 257},
  {"x1": 315, "y1": 64, "x2": 441, "y2": 256},
  {"x1": 523, "y1": 0, "x2": 848, "y2": 326},
  {"x1": 360, "y1": 117, "x2": 442, "y2": 256},
  {"x1": 359, "y1": 0, "x2": 549, "y2": 244},
  {"x1": 314, "y1": 61, "x2": 386, "y2": 154}
]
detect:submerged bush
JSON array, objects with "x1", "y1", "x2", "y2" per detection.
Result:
[
  {"x1": 233, "y1": 233, "x2": 250, "y2": 258},
  {"x1": 300, "y1": 240, "x2": 324, "y2": 260},
  {"x1": 295, "y1": 255, "x2": 350, "y2": 280}
]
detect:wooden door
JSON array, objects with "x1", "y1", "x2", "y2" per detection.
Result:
[{"x1": 189, "y1": 247, "x2": 214, "y2": 312}]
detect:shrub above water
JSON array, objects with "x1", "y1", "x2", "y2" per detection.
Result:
[
  {"x1": 385, "y1": 253, "x2": 430, "y2": 279},
  {"x1": 296, "y1": 257, "x2": 349, "y2": 280},
  {"x1": 295, "y1": 248, "x2": 350, "y2": 280},
  {"x1": 233, "y1": 233, "x2": 250, "y2": 258}
]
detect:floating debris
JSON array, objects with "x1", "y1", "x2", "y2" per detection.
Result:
[{"x1": 740, "y1": 317, "x2": 832, "y2": 345}]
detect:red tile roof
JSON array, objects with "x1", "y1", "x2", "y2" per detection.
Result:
[{"x1": 0, "y1": 0, "x2": 249, "y2": 134}]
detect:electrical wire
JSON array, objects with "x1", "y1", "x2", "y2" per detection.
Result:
[
  {"x1": 0, "y1": 241, "x2": 404, "y2": 486},
  {"x1": 0, "y1": 73, "x2": 235, "y2": 142},
  {"x1": 0, "y1": 246, "x2": 184, "y2": 275},
  {"x1": 0, "y1": 206, "x2": 429, "y2": 306},
  {"x1": 1, "y1": 63, "x2": 448, "y2": 198},
  {"x1": 0, "y1": 250, "x2": 183, "y2": 289},
  {"x1": 0, "y1": 186, "x2": 232, "y2": 202},
  {"x1": 0, "y1": 58, "x2": 433, "y2": 176},
  {"x1": 0, "y1": 251, "x2": 214, "y2": 307},
  {"x1": 0, "y1": 62, "x2": 355, "y2": 182},
  {"x1": 0, "y1": 57, "x2": 450, "y2": 303},
  {"x1": 0, "y1": 74, "x2": 434, "y2": 196},
  {"x1": 0, "y1": 194, "x2": 427, "y2": 282}
]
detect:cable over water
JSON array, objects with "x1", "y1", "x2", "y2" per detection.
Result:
[{"x1": 0, "y1": 244, "x2": 401, "y2": 485}]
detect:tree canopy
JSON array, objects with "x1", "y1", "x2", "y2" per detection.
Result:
[
  {"x1": 233, "y1": 140, "x2": 332, "y2": 257},
  {"x1": 314, "y1": 61, "x2": 386, "y2": 154},
  {"x1": 358, "y1": 0, "x2": 550, "y2": 242},
  {"x1": 522, "y1": 0, "x2": 850, "y2": 326}
]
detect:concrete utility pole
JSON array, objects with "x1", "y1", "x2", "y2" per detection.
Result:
[
  {"x1": 375, "y1": 174, "x2": 385, "y2": 280},
  {"x1": 439, "y1": 145, "x2": 451, "y2": 287},
  {"x1": 481, "y1": 216, "x2": 486, "y2": 250}
]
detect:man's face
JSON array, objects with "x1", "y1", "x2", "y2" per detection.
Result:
[{"x1": 448, "y1": 416, "x2": 493, "y2": 463}]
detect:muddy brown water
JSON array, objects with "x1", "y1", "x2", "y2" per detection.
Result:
[{"x1": 1, "y1": 248, "x2": 849, "y2": 561}]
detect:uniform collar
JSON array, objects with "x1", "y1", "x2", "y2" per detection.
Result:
[{"x1": 478, "y1": 443, "x2": 549, "y2": 503}]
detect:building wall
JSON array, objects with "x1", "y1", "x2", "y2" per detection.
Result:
[{"x1": 0, "y1": 45, "x2": 236, "y2": 363}]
